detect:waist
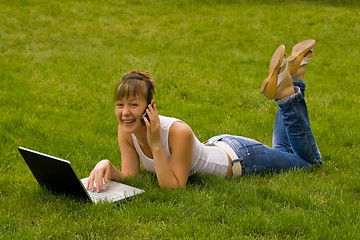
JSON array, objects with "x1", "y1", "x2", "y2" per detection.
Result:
[
  {"x1": 213, "y1": 141, "x2": 242, "y2": 176},
  {"x1": 214, "y1": 141, "x2": 237, "y2": 160}
]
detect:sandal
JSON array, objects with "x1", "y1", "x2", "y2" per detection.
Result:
[
  {"x1": 260, "y1": 45, "x2": 293, "y2": 100},
  {"x1": 287, "y1": 39, "x2": 316, "y2": 74}
]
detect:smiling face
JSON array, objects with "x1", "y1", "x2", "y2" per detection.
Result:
[
  {"x1": 115, "y1": 95, "x2": 148, "y2": 133},
  {"x1": 114, "y1": 71, "x2": 155, "y2": 133}
]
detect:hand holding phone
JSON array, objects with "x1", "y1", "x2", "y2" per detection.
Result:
[{"x1": 141, "y1": 102, "x2": 154, "y2": 126}]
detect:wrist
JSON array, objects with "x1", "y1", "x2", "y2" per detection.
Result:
[{"x1": 150, "y1": 142, "x2": 162, "y2": 152}]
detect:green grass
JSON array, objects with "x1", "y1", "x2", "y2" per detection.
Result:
[{"x1": 1, "y1": 0, "x2": 360, "y2": 238}]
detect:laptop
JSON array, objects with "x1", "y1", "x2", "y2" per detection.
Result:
[{"x1": 18, "y1": 147, "x2": 144, "y2": 203}]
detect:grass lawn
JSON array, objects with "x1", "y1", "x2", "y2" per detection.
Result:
[{"x1": 1, "y1": 0, "x2": 360, "y2": 239}]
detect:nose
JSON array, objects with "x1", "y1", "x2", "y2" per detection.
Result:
[{"x1": 122, "y1": 105, "x2": 131, "y2": 116}]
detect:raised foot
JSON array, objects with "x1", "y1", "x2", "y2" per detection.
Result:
[
  {"x1": 260, "y1": 45, "x2": 294, "y2": 100},
  {"x1": 287, "y1": 39, "x2": 316, "y2": 75}
]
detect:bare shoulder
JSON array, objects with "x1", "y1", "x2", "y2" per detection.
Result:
[
  {"x1": 169, "y1": 121, "x2": 194, "y2": 139},
  {"x1": 168, "y1": 121, "x2": 194, "y2": 153}
]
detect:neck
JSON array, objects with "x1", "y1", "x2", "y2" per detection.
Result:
[{"x1": 132, "y1": 126, "x2": 148, "y2": 145}]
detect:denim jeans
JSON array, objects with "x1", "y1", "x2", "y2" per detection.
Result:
[{"x1": 205, "y1": 78, "x2": 322, "y2": 175}]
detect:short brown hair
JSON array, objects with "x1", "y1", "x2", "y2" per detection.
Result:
[{"x1": 114, "y1": 70, "x2": 155, "y2": 103}]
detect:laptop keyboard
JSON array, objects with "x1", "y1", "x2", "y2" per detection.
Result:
[
  {"x1": 87, "y1": 189, "x2": 126, "y2": 201},
  {"x1": 87, "y1": 190, "x2": 123, "y2": 199},
  {"x1": 80, "y1": 178, "x2": 143, "y2": 203}
]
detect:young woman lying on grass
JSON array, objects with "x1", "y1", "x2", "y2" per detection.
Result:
[{"x1": 87, "y1": 39, "x2": 322, "y2": 191}]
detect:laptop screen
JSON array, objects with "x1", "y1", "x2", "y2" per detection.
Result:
[{"x1": 18, "y1": 147, "x2": 90, "y2": 201}]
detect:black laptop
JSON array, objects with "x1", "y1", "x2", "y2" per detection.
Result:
[{"x1": 18, "y1": 147, "x2": 144, "y2": 203}]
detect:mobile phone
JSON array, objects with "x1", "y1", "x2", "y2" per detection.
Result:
[{"x1": 141, "y1": 102, "x2": 153, "y2": 126}]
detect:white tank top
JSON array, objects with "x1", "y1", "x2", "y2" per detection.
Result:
[{"x1": 131, "y1": 115, "x2": 229, "y2": 177}]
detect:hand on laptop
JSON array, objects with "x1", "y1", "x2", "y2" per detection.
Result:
[{"x1": 86, "y1": 160, "x2": 111, "y2": 193}]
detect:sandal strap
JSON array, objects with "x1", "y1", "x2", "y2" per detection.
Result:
[
  {"x1": 280, "y1": 57, "x2": 287, "y2": 68},
  {"x1": 300, "y1": 56, "x2": 311, "y2": 66},
  {"x1": 300, "y1": 49, "x2": 313, "y2": 67},
  {"x1": 277, "y1": 59, "x2": 288, "y2": 87}
]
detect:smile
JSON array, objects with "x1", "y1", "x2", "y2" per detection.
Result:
[{"x1": 122, "y1": 119, "x2": 136, "y2": 124}]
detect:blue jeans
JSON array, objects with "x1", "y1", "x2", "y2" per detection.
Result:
[{"x1": 206, "y1": 78, "x2": 322, "y2": 175}]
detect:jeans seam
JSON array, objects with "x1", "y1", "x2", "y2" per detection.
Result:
[
  {"x1": 224, "y1": 138, "x2": 245, "y2": 159},
  {"x1": 293, "y1": 102, "x2": 320, "y2": 164}
]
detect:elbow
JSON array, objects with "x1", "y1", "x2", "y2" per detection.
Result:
[{"x1": 159, "y1": 179, "x2": 187, "y2": 191}]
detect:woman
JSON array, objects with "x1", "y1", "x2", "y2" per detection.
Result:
[{"x1": 86, "y1": 39, "x2": 322, "y2": 191}]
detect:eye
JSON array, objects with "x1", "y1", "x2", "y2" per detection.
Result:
[
  {"x1": 116, "y1": 103, "x2": 123, "y2": 107},
  {"x1": 131, "y1": 103, "x2": 139, "y2": 107}
]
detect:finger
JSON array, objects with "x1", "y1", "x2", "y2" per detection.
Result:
[
  {"x1": 86, "y1": 178, "x2": 91, "y2": 190},
  {"x1": 148, "y1": 101, "x2": 154, "y2": 111},
  {"x1": 90, "y1": 179, "x2": 95, "y2": 192},
  {"x1": 151, "y1": 100, "x2": 157, "y2": 111},
  {"x1": 95, "y1": 175, "x2": 103, "y2": 193},
  {"x1": 147, "y1": 108, "x2": 157, "y2": 123},
  {"x1": 149, "y1": 102, "x2": 158, "y2": 115},
  {"x1": 90, "y1": 174, "x2": 96, "y2": 192},
  {"x1": 144, "y1": 115, "x2": 150, "y2": 127},
  {"x1": 104, "y1": 169, "x2": 110, "y2": 184},
  {"x1": 146, "y1": 108, "x2": 154, "y2": 121},
  {"x1": 87, "y1": 171, "x2": 95, "y2": 189},
  {"x1": 86, "y1": 176, "x2": 90, "y2": 189},
  {"x1": 87, "y1": 172, "x2": 95, "y2": 192}
]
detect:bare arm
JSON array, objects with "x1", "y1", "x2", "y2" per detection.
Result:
[
  {"x1": 145, "y1": 104, "x2": 193, "y2": 190},
  {"x1": 86, "y1": 125, "x2": 140, "y2": 192}
]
